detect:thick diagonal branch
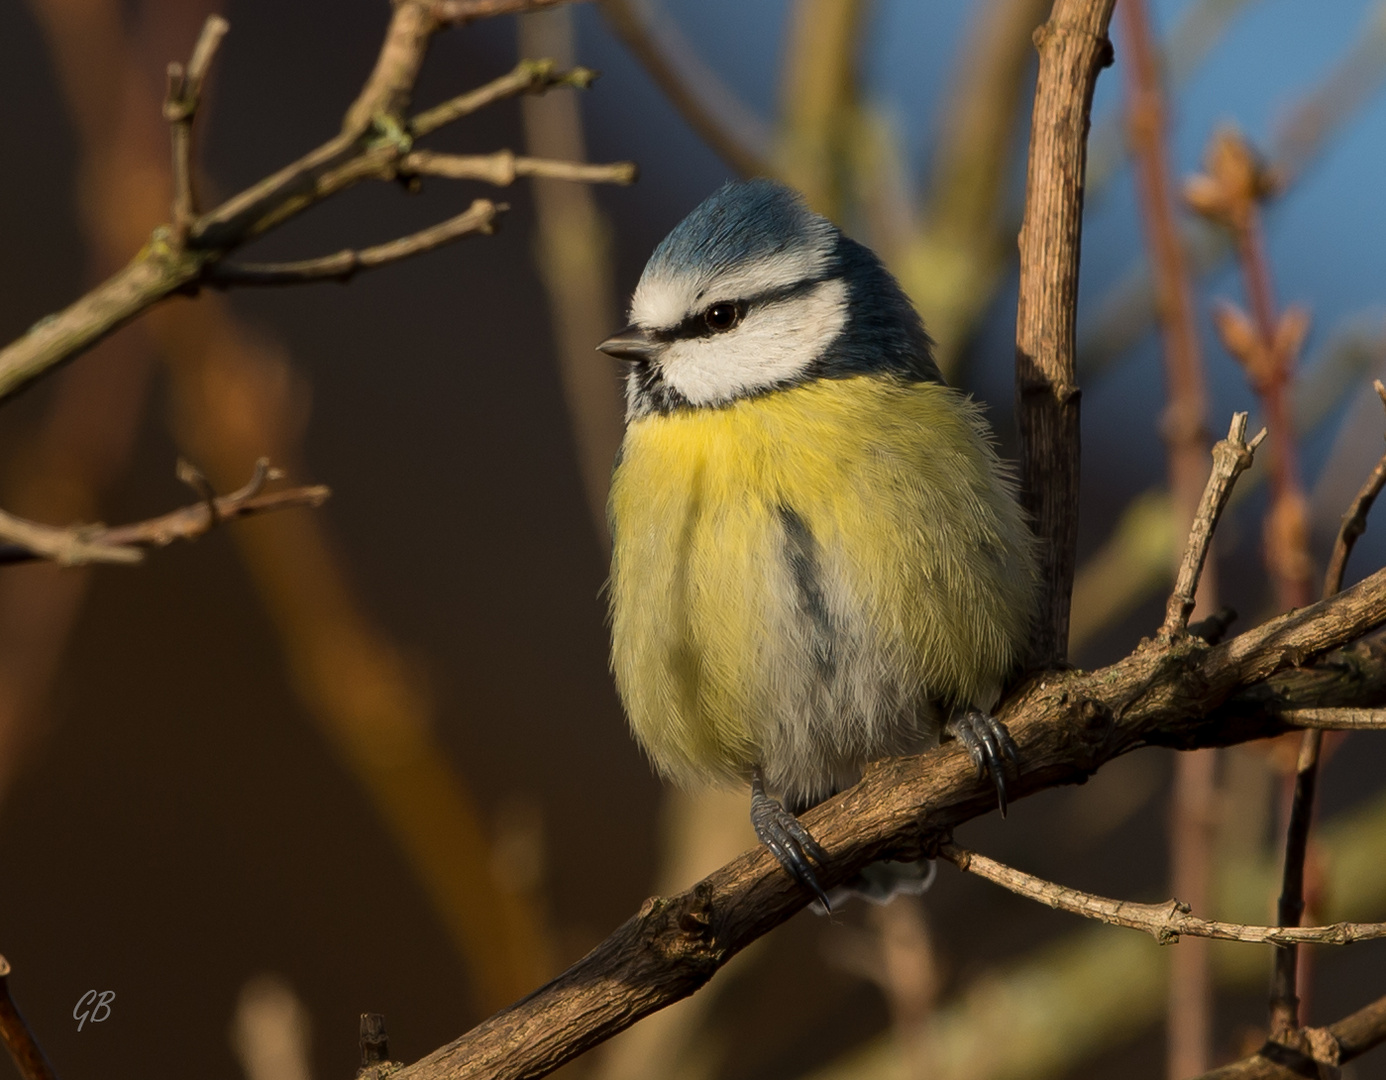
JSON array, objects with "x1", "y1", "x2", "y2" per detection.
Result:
[{"x1": 373, "y1": 560, "x2": 1386, "y2": 1080}]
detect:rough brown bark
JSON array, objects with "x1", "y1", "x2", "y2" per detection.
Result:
[
  {"x1": 377, "y1": 592, "x2": 1386, "y2": 1080},
  {"x1": 1015, "y1": 0, "x2": 1118, "y2": 665}
]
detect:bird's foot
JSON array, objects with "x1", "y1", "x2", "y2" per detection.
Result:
[
  {"x1": 750, "y1": 769, "x2": 831, "y2": 911},
  {"x1": 946, "y1": 709, "x2": 1020, "y2": 816}
]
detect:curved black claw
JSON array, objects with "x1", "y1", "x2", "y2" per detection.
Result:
[
  {"x1": 750, "y1": 770, "x2": 831, "y2": 911},
  {"x1": 946, "y1": 710, "x2": 1020, "y2": 816}
]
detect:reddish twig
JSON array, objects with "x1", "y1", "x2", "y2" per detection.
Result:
[
  {"x1": 0, "y1": 957, "x2": 57, "y2": 1080},
  {"x1": 1118, "y1": 8, "x2": 1222, "y2": 1066},
  {"x1": 1187, "y1": 129, "x2": 1314, "y2": 611}
]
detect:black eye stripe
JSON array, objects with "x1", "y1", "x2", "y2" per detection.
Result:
[{"x1": 650, "y1": 274, "x2": 836, "y2": 343}]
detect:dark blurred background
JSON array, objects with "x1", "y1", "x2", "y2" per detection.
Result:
[{"x1": 1, "y1": 1, "x2": 1386, "y2": 1079}]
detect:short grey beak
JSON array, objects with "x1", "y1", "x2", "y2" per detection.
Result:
[{"x1": 597, "y1": 325, "x2": 662, "y2": 362}]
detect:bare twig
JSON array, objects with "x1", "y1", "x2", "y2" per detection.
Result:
[
  {"x1": 936, "y1": 843, "x2": 1386, "y2": 946},
  {"x1": 1278, "y1": 708, "x2": 1386, "y2": 730},
  {"x1": 163, "y1": 14, "x2": 229, "y2": 238},
  {"x1": 0, "y1": 0, "x2": 623, "y2": 405},
  {"x1": 1269, "y1": 380, "x2": 1386, "y2": 1040},
  {"x1": 1162, "y1": 413, "x2": 1267, "y2": 638},
  {"x1": 209, "y1": 200, "x2": 504, "y2": 285},
  {"x1": 0, "y1": 460, "x2": 329, "y2": 566},
  {"x1": 0, "y1": 957, "x2": 57, "y2": 1080},
  {"x1": 1015, "y1": 0, "x2": 1118, "y2": 665},
  {"x1": 595, "y1": 0, "x2": 771, "y2": 177},
  {"x1": 1324, "y1": 380, "x2": 1386, "y2": 598},
  {"x1": 1194, "y1": 992, "x2": 1386, "y2": 1079},
  {"x1": 435, "y1": 0, "x2": 582, "y2": 25},
  {"x1": 410, "y1": 59, "x2": 596, "y2": 137},
  {"x1": 400, "y1": 150, "x2": 636, "y2": 186},
  {"x1": 808, "y1": 766, "x2": 1386, "y2": 1080}
]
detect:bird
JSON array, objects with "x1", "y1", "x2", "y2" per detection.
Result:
[{"x1": 598, "y1": 179, "x2": 1039, "y2": 907}]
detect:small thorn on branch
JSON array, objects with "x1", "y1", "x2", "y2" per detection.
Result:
[{"x1": 1161, "y1": 413, "x2": 1267, "y2": 639}]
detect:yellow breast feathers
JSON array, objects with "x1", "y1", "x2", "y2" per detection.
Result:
[{"x1": 608, "y1": 375, "x2": 1038, "y2": 803}]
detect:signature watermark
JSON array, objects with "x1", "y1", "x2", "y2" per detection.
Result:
[{"x1": 73, "y1": 990, "x2": 115, "y2": 1031}]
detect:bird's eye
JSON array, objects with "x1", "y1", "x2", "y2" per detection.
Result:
[{"x1": 703, "y1": 302, "x2": 742, "y2": 332}]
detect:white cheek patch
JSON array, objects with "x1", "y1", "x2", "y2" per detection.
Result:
[
  {"x1": 629, "y1": 242, "x2": 835, "y2": 332},
  {"x1": 659, "y1": 278, "x2": 849, "y2": 406}
]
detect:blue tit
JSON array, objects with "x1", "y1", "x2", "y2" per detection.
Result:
[{"x1": 598, "y1": 179, "x2": 1039, "y2": 906}]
